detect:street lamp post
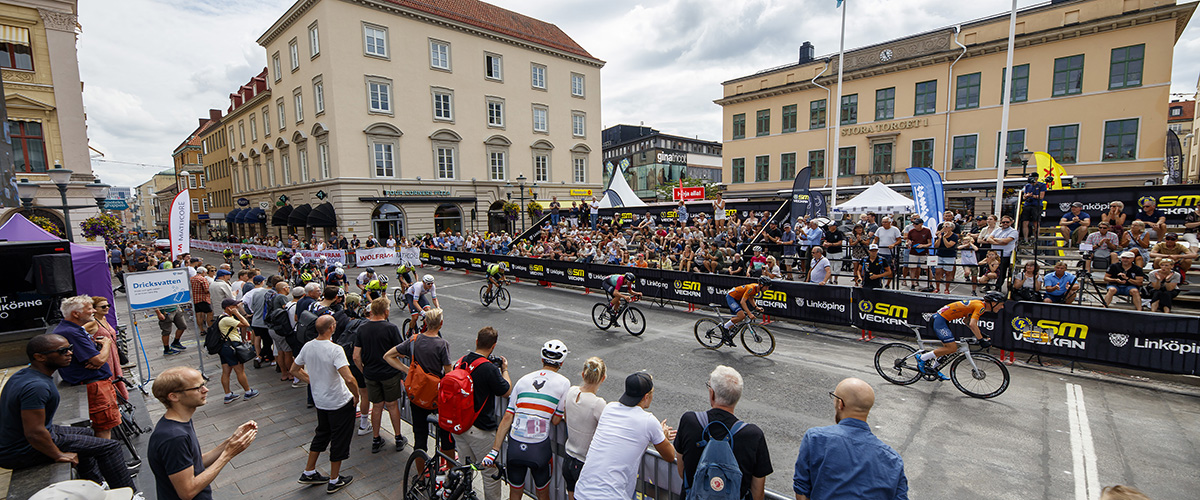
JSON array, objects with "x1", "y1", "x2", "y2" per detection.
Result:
[
  {"x1": 15, "y1": 165, "x2": 110, "y2": 243},
  {"x1": 505, "y1": 174, "x2": 537, "y2": 233},
  {"x1": 1017, "y1": 149, "x2": 1035, "y2": 178},
  {"x1": 48, "y1": 165, "x2": 75, "y2": 242}
]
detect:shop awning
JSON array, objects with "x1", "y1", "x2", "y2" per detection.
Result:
[
  {"x1": 225, "y1": 208, "x2": 242, "y2": 223},
  {"x1": 307, "y1": 202, "x2": 337, "y2": 227},
  {"x1": 244, "y1": 207, "x2": 265, "y2": 223},
  {"x1": 271, "y1": 205, "x2": 293, "y2": 226},
  {"x1": 0, "y1": 25, "x2": 30, "y2": 46},
  {"x1": 288, "y1": 204, "x2": 312, "y2": 227}
]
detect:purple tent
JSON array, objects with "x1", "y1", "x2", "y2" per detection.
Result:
[{"x1": 0, "y1": 213, "x2": 119, "y2": 326}]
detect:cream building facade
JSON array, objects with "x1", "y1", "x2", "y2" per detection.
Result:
[
  {"x1": 717, "y1": 0, "x2": 1195, "y2": 210},
  {"x1": 225, "y1": 0, "x2": 603, "y2": 241}
]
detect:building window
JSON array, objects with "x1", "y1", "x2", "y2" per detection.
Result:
[
  {"x1": 1048, "y1": 125, "x2": 1079, "y2": 164},
  {"x1": 9, "y1": 121, "x2": 46, "y2": 172},
  {"x1": 238, "y1": 121, "x2": 245, "y2": 146},
  {"x1": 288, "y1": 39, "x2": 299, "y2": 71},
  {"x1": 955, "y1": 72, "x2": 981, "y2": 110},
  {"x1": 365, "y1": 80, "x2": 392, "y2": 114},
  {"x1": 490, "y1": 151, "x2": 506, "y2": 181},
  {"x1": 807, "y1": 150, "x2": 825, "y2": 179},
  {"x1": 232, "y1": 168, "x2": 239, "y2": 191},
  {"x1": 997, "y1": 130, "x2": 1025, "y2": 166},
  {"x1": 1002, "y1": 64, "x2": 1029, "y2": 103},
  {"x1": 754, "y1": 155, "x2": 769, "y2": 182},
  {"x1": 840, "y1": 95, "x2": 858, "y2": 125},
  {"x1": 197, "y1": 173, "x2": 205, "y2": 188},
  {"x1": 0, "y1": 41, "x2": 33, "y2": 70},
  {"x1": 262, "y1": 109, "x2": 270, "y2": 137},
  {"x1": 875, "y1": 88, "x2": 895, "y2": 120},
  {"x1": 911, "y1": 138, "x2": 934, "y2": 168},
  {"x1": 293, "y1": 90, "x2": 304, "y2": 123},
  {"x1": 266, "y1": 157, "x2": 276, "y2": 186},
  {"x1": 951, "y1": 135, "x2": 977, "y2": 170},
  {"x1": 534, "y1": 153, "x2": 550, "y2": 182},
  {"x1": 249, "y1": 116, "x2": 257, "y2": 142},
  {"x1": 531, "y1": 64, "x2": 546, "y2": 90},
  {"x1": 253, "y1": 164, "x2": 262, "y2": 189},
  {"x1": 437, "y1": 147, "x2": 456, "y2": 179},
  {"x1": 915, "y1": 80, "x2": 937, "y2": 115},
  {"x1": 732, "y1": 158, "x2": 745, "y2": 183},
  {"x1": 780, "y1": 152, "x2": 796, "y2": 180},
  {"x1": 732, "y1": 113, "x2": 746, "y2": 139},
  {"x1": 318, "y1": 142, "x2": 330, "y2": 178},
  {"x1": 281, "y1": 153, "x2": 291, "y2": 184},
  {"x1": 532, "y1": 105, "x2": 548, "y2": 133},
  {"x1": 781, "y1": 104, "x2": 798, "y2": 133},
  {"x1": 309, "y1": 22, "x2": 320, "y2": 57},
  {"x1": 191, "y1": 199, "x2": 199, "y2": 213},
  {"x1": 373, "y1": 142, "x2": 394, "y2": 177},
  {"x1": 755, "y1": 109, "x2": 770, "y2": 137},
  {"x1": 202, "y1": 198, "x2": 209, "y2": 212},
  {"x1": 572, "y1": 112, "x2": 586, "y2": 137},
  {"x1": 313, "y1": 79, "x2": 325, "y2": 114},
  {"x1": 571, "y1": 73, "x2": 585, "y2": 97},
  {"x1": 1053, "y1": 54, "x2": 1084, "y2": 96},
  {"x1": 431, "y1": 89, "x2": 452, "y2": 121},
  {"x1": 485, "y1": 53, "x2": 503, "y2": 80},
  {"x1": 810, "y1": 100, "x2": 826, "y2": 129},
  {"x1": 228, "y1": 127, "x2": 235, "y2": 151},
  {"x1": 872, "y1": 143, "x2": 894, "y2": 174},
  {"x1": 487, "y1": 98, "x2": 505, "y2": 127},
  {"x1": 1170, "y1": 106, "x2": 1183, "y2": 117},
  {"x1": 838, "y1": 147, "x2": 856, "y2": 176},
  {"x1": 298, "y1": 147, "x2": 309, "y2": 180},
  {"x1": 430, "y1": 39, "x2": 450, "y2": 70},
  {"x1": 573, "y1": 156, "x2": 586, "y2": 183},
  {"x1": 188, "y1": 174, "x2": 197, "y2": 189},
  {"x1": 277, "y1": 100, "x2": 286, "y2": 130},
  {"x1": 1103, "y1": 118, "x2": 1139, "y2": 161},
  {"x1": 1109, "y1": 44, "x2": 1144, "y2": 90},
  {"x1": 364, "y1": 24, "x2": 388, "y2": 58},
  {"x1": 272, "y1": 53, "x2": 281, "y2": 81}
]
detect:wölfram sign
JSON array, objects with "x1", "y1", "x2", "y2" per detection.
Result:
[{"x1": 126, "y1": 269, "x2": 191, "y2": 310}]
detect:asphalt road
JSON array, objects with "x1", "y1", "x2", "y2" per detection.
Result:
[{"x1": 192, "y1": 250, "x2": 1200, "y2": 500}]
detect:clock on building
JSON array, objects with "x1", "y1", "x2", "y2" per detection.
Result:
[{"x1": 879, "y1": 49, "x2": 893, "y2": 62}]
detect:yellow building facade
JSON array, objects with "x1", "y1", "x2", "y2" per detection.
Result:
[{"x1": 717, "y1": 0, "x2": 1195, "y2": 209}]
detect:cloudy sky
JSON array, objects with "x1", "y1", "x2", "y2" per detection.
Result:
[{"x1": 80, "y1": 0, "x2": 1200, "y2": 190}]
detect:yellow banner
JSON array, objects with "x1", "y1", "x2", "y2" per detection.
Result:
[
  {"x1": 1034, "y1": 151, "x2": 1068, "y2": 190},
  {"x1": 570, "y1": 189, "x2": 593, "y2": 197}
]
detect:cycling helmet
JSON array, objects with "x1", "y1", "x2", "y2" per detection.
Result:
[
  {"x1": 336, "y1": 268, "x2": 345, "y2": 276},
  {"x1": 983, "y1": 291, "x2": 1005, "y2": 303},
  {"x1": 624, "y1": 272, "x2": 636, "y2": 282},
  {"x1": 366, "y1": 267, "x2": 375, "y2": 273},
  {"x1": 540, "y1": 340, "x2": 569, "y2": 365},
  {"x1": 380, "y1": 275, "x2": 389, "y2": 283},
  {"x1": 759, "y1": 276, "x2": 772, "y2": 286},
  {"x1": 276, "y1": 250, "x2": 284, "y2": 256},
  {"x1": 499, "y1": 262, "x2": 508, "y2": 272},
  {"x1": 423, "y1": 274, "x2": 435, "y2": 284}
]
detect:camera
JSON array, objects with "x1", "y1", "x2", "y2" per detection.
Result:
[{"x1": 488, "y1": 355, "x2": 503, "y2": 369}]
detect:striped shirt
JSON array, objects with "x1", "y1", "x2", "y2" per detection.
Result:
[{"x1": 505, "y1": 369, "x2": 571, "y2": 444}]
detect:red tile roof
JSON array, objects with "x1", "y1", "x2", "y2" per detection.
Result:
[
  {"x1": 1168, "y1": 101, "x2": 1195, "y2": 123},
  {"x1": 383, "y1": 0, "x2": 596, "y2": 60}
]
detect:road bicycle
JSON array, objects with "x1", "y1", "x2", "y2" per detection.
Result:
[
  {"x1": 402, "y1": 416, "x2": 505, "y2": 500},
  {"x1": 874, "y1": 323, "x2": 1010, "y2": 399},
  {"x1": 402, "y1": 314, "x2": 429, "y2": 337},
  {"x1": 479, "y1": 280, "x2": 511, "y2": 310},
  {"x1": 692, "y1": 304, "x2": 776, "y2": 357},
  {"x1": 591, "y1": 295, "x2": 646, "y2": 336}
]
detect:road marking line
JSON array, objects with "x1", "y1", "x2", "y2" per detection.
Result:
[{"x1": 1065, "y1": 382, "x2": 1100, "y2": 500}]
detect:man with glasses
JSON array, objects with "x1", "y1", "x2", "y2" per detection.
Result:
[
  {"x1": 1133, "y1": 199, "x2": 1167, "y2": 241},
  {"x1": 149, "y1": 366, "x2": 258, "y2": 500},
  {"x1": 0, "y1": 334, "x2": 138, "y2": 492},
  {"x1": 983, "y1": 216, "x2": 1019, "y2": 289}
]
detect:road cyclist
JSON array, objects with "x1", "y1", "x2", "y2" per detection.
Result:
[
  {"x1": 592, "y1": 272, "x2": 646, "y2": 335},
  {"x1": 600, "y1": 272, "x2": 642, "y2": 316},
  {"x1": 403, "y1": 275, "x2": 441, "y2": 335},
  {"x1": 239, "y1": 248, "x2": 254, "y2": 269},
  {"x1": 916, "y1": 291, "x2": 1002, "y2": 380},
  {"x1": 719, "y1": 276, "x2": 772, "y2": 343},
  {"x1": 481, "y1": 263, "x2": 509, "y2": 307},
  {"x1": 395, "y1": 262, "x2": 417, "y2": 290},
  {"x1": 357, "y1": 268, "x2": 377, "y2": 295},
  {"x1": 276, "y1": 250, "x2": 291, "y2": 279},
  {"x1": 223, "y1": 246, "x2": 234, "y2": 265},
  {"x1": 364, "y1": 275, "x2": 388, "y2": 301}
]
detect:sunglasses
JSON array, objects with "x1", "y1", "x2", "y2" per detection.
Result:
[
  {"x1": 176, "y1": 374, "x2": 211, "y2": 393},
  {"x1": 97, "y1": 304, "x2": 110, "y2": 309},
  {"x1": 39, "y1": 345, "x2": 73, "y2": 356}
]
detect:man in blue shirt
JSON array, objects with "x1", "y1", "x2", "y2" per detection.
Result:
[
  {"x1": 1042, "y1": 262, "x2": 1080, "y2": 304},
  {"x1": 1020, "y1": 174, "x2": 1047, "y2": 243},
  {"x1": 53, "y1": 296, "x2": 122, "y2": 441},
  {"x1": 793, "y1": 377, "x2": 908, "y2": 500},
  {"x1": 1057, "y1": 202, "x2": 1091, "y2": 247}
]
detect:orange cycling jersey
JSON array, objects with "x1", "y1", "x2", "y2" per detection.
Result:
[
  {"x1": 728, "y1": 284, "x2": 764, "y2": 301},
  {"x1": 937, "y1": 300, "x2": 987, "y2": 322}
]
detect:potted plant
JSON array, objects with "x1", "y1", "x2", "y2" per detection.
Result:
[
  {"x1": 80, "y1": 214, "x2": 123, "y2": 242},
  {"x1": 527, "y1": 200, "x2": 544, "y2": 220},
  {"x1": 502, "y1": 202, "x2": 521, "y2": 221},
  {"x1": 30, "y1": 215, "x2": 65, "y2": 238}
]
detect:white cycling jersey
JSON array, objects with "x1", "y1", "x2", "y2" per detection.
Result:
[
  {"x1": 357, "y1": 271, "x2": 375, "y2": 286},
  {"x1": 405, "y1": 281, "x2": 436, "y2": 299}
]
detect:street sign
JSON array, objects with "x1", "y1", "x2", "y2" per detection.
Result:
[
  {"x1": 278, "y1": 194, "x2": 289, "y2": 203},
  {"x1": 103, "y1": 199, "x2": 128, "y2": 210},
  {"x1": 126, "y1": 269, "x2": 191, "y2": 310},
  {"x1": 673, "y1": 186, "x2": 705, "y2": 201},
  {"x1": 570, "y1": 189, "x2": 593, "y2": 197},
  {"x1": 316, "y1": 190, "x2": 327, "y2": 200},
  {"x1": 259, "y1": 201, "x2": 269, "y2": 210}
]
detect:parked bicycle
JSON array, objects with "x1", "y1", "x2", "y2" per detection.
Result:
[
  {"x1": 874, "y1": 323, "x2": 1010, "y2": 398},
  {"x1": 479, "y1": 281, "x2": 511, "y2": 310},
  {"x1": 591, "y1": 296, "x2": 646, "y2": 336},
  {"x1": 692, "y1": 304, "x2": 776, "y2": 357},
  {"x1": 402, "y1": 416, "x2": 504, "y2": 500}
]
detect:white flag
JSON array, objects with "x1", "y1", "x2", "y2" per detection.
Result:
[{"x1": 169, "y1": 188, "x2": 190, "y2": 259}]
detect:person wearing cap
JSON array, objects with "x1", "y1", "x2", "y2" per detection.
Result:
[
  {"x1": 1149, "y1": 233, "x2": 1196, "y2": 284},
  {"x1": 454, "y1": 327, "x2": 512, "y2": 500},
  {"x1": 858, "y1": 244, "x2": 893, "y2": 290},
  {"x1": 1058, "y1": 202, "x2": 1092, "y2": 247},
  {"x1": 822, "y1": 221, "x2": 846, "y2": 284},
  {"x1": 0, "y1": 334, "x2": 137, "y2": 493},
  {"x1": 1020, "y1": 173, "x2": 1047, "y2": 242},
  {"x1": 1104, "y1": 251, "x2": 1146, "y2": 310},
  {"x1": 483, "y1": 340, "x2": 571, "y2": 500},
  {"x1": 673, "y1": 366, "x2": 772, "y2": 500},
  {"x1": 573, "y1": 372, "x2": 676, "y2": 500},
  {"x1": 216, "y1": 299, "x2": 260, "y2": 403},
  {"x1": 1133, "y1": 199, "x2": 1168, "y2": 240}
]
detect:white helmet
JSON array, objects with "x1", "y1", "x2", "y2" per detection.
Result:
[
  {"x1": 541, "y1": 340, "x2": 568, "y2": 365},
  {"x1": 336, "y1": 268, "x2": 344, "y2": 276},
  {"x1": 422, "y1": 274, "x2": 435, "y2": 284}
]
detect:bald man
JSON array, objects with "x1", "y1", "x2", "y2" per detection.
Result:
[
  {"x1": 292, "y1": 314, "x2": 358, "y2": 493},
  {"x1": 792, "y1": 378, "x2": 908, "y2": 500}
]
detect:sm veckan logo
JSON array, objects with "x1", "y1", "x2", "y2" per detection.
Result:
[
  {"x1": 471, "y1": 258, "x2": 482, "y2": 265},
  {"x1": 1142, "y1": 195, "x2": 1200, "y2": 208},
  {"x1": 674, "y1": 280, "x2": 701, "y2": 297},
  {"x1": 857, "y1": 300, "x2": 908, "y2": 319},
  {"x1": 1011, "y1": 317, "x2": 1088, "y2": 349},
  {"x1": 760, "y1": 290, "x2": 787, "y2": 302},
  {"x1": 529, "y1": 264, "x2": 544, "y2": 272},
  {"x1": 445, "y1": 256, "x2": 456, "y2": 263},
  {"x1": 420, "y1": 252, "x2": 429, "y2": 259},
  {"x1": 568, "y1": 269, "x2": 584, "y2": 277}
]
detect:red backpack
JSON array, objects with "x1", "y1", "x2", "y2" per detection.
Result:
[{"x1": 438, "y1": 356, "x2": 491, "y2": 434}]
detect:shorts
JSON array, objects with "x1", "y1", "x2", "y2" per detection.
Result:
[
  {"x1": 404, "y1": 294, "x2": 431, "y2": 315},
  {"x1": 348, "y1": 361, "x2": 366, "y2": 388},
  {"x1": 600, "y1": 281, "x2": 616, "y2": 295},
  {"x1": 1020, "y1": 205, "x2": 1040, "y2": 221},
  {"x1": 561, "y1": 456, "x2": 585, "y2": 492},
  {"x1": 194, "y1": 302, "x2": 212, "y2": 313},
  {"x1": 725, "y1": 294, "x2": 743, "y2": 315},
  {"x1": 268, "y1": 329, "x2": 292, "y2": 353},
  {"x1": 937, "y1": 256, "x2": 956, "y2": 271},
  {"x1": 219, "y1": 342, "x2": 243, "y2": 366},
  {"x1": 1107, "y1": 284, "x2": 1136, "y2": 296},
  {"x1": 929, "y1": 315, "x2": 956, "y2": 344},
  {"x1": 366, "y1": 373, "x2": 404, "y2": 403},
  {"x1": 1045, "y1": 293, "x2": 1069, "y2": 304},
  {"x1": 158, "y1": 310, "x2": 187, "y2": 334},
  {"x1": 86, "y1": 380, "x2": 121, "y2": 432},
  {"x1": 505, "y1": 439, "x2": 553, "y2": 490}
]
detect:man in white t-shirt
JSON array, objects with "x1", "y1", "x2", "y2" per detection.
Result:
[
  {"x1": 809, "y1": 247, "x2": 832, "y2": 285},
  {"x1": 291, "y1": 316, "x2": 358, "y2": 493},
  {"x1": 573, "y1": 373, "x2": 676, "y2": 500}
]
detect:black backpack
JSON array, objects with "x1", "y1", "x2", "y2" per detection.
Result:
[
  {"x1": 294, "y1": 305, "x2": 331, "y2": 344},
  {"x1": 336, "y1": 318, "x2": 367, "y2": 358},
  {"x1": 266, "y1": 295, "x2": 292, "y2": 335},
  {"x1": 204, "y1": 315, "x2": 228, "y2": 355}
]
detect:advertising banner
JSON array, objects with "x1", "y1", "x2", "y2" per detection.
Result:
[
  {"x1": 1166, "y1": 131, "x2": 1183, "y2": 185},
  {"x1": 850, "y1": 288, "x2": 1002, "y2": 339},
  {"x1": 399, "y1": 246, "x2": 422, "y2": 267},
  {"x1": 301, "y1": 249, "x2": 346, "y2": 264},
  {"x1": 788, "y1": 166, "x2": 813, "y2": 226},
  {"x1": 356, "y1": 247, "x2": 399, "y2": 267},
  {"x1": 1043, "y1": 185, "x2": 1200, "y2": 226},
  {"x1": 597, "y1": 200, "x2": 782, "y2": 227},
  {"x1": 169, "y1": 188, "x2": 190, "y2": 259},
  {"x1": 906, "y1": 167, "x2": 945, "y2": 229},
  {"x1": 673, "y1": 186, "x2": 705, "y2": 201},
  {"x1": 126, "y1": 269, "x2": 192, "y2": 311},
  {"x1": 808, "y1": 191, "x2": 828, "y2": 219}
]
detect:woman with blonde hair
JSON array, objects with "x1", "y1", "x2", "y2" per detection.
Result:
[
  {"x1": 1121, "y1": 220, "x2": 1151, "y2": 268},
  {"x1": 562, "y1": 357, "x2": 607, "y2": 500},
  {"x1": 975, "y1": 250, "x2": 1002, "y2": 293},
  {"x1": 1101, "y1": 200, "x2": 1127, "y2": 233},
  {"x1": 86, "y1": 296, "x2": 127, "y2": 400}
]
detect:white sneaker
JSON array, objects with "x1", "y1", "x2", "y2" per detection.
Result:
[{"x1": 357, "y1": 416, "x2": 372, "y2": 436}]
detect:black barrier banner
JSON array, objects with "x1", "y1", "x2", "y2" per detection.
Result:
[
  {"x1": 997, "y1": 302, "x2": 1200, "y2": 375},
  {"x1": 850, "y1": 288, "x2": 1003, "y2": 339},
  {"x1": 1043, "y1": 185, "x2": 1200, "y2": 226},
  {"x1": 596, "y1": 200, "x2": 782, "y2": 227},
  {"x1": 770, "y1": 281, "x2": 853, "y2": 324}
]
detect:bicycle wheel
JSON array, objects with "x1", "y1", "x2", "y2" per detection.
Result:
[
  {"x1": 496, "y1": 288, "x2": 511, "y2": 310},
  {"x1": 402, "y1": 449, "x2": 432, "y2": 500},
  {"x1": 622, "y1": 307, "x2": 646, "y2": 336},
  {"x1": 740, "y1": 324, "x2": 775, "y2": 357},
  {"x1": 874, "y1": 343, "x2": 922, "y2": 385},
  {"x1": 394, "y1": 288, "x2": 404, "y2": 304},
  {"x1": 693, "y1": 318, "x2": 724, "y2": 349},
  {"x1": 402, "y1": 318, "x2": 414, "y2": 336},
  {"x1": 479, "y1": 285, "x2": 490, "y2": 307},
  {"x1": 950, "y1": 353, "x2": 1010, "y2": 399},
  {"x1": 591, "y1": 303, "x2": 612, "y2": 330}
]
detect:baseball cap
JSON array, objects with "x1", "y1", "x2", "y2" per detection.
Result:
[
  {"x1": 1119, "y1": 251, "x2": 1136, "y2": 259},
  {"x1": 220, "y1": 298, "x2": 239, "y2": 309},
  {"x1": 869, "y1": 243, "x2": 880, "y2": 250},
  {"x1": 1071, "y1": 201, "x2": 1083, "y2": 207},
  {"x1": 216, "y1": 269, "x2": 232, "y2": 278},
  {"x1": 252, "y1": 275, "x2": 265, "y2": 284},
  {"x1": 30, "y1": 480, "x2": 133, "y2": 500},
  {"x1": 291, "y1": 287, "x2": 305, "y2": 298},
  {"x1": 1165, "y1": 233, "x2": 1178, "y2": 240},
  {"x1": 619, "y1": 372, "x2": 654, "y2": 406}
]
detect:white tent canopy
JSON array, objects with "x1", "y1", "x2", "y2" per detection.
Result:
[
  {"x1": 597, "y1": 169, "x2": 647, "y2": 208},
  {"x1": 832, "y1": 182, "x2": 914, "y2": 214}
]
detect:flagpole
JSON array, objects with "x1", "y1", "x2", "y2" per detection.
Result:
[
  {"x1": 995, "y1": 0, "x2": 1018, "y2": 216},
  {"x1": 831, "y1": 0, "x2": 846, "y2": 206}
]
